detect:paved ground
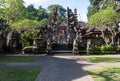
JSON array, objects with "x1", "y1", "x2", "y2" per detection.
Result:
[{"x1": 0, "y1": 55, "x2": 94, "y2": 81}]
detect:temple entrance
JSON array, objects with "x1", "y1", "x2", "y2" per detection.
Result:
[
  {"x1": 46, "y1": 7, "x2": 80, "y2": 54},
  {"x1": 57, "y1": 22, "x2": 67, "y2": 44},
  {"x1": 52, "y1": 21, "x2": 73, "y2": 53}
]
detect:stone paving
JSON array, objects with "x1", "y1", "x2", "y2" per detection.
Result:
[{"x1": 0, "y1": 55, "x2": 94, "y2": 81}]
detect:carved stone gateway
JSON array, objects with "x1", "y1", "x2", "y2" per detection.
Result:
[{"x1": 46, "y1": 7, "x2": 81, "y2": 54}]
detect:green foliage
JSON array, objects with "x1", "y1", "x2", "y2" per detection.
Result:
[
  {"x1": 0, "y1": 18, "x2": 8, "y2": 29},
  {"x1": 2, "y1": 0, "x2": 26, "y2": 24},
  {"x1": 92, "y1": 45, "x2": 101, "y2": 52},
  {"x1": 12, "y1": 19, "x2": 40, "y2": 46},
  {"x1": 37, "y1": 41, "x2": 47, "y2": 52},
  {"x1": 87, "y1": 0, "x2": 101, "y2": 19},
  {"x1": 89, "y1": 0, "x2": 101, "y2": 5},
  {"x1": 26, "y1": 5, "x2": 48, "y2": 21},
  {"x1": 87, "y1": 6, "x2": 98, "y2": 19},
  {"x1": 87, "y1": 0, "x2": 117, "y2": 19},
  {"x1": 21, "y1": 31, "x2": 34, "y2": 46},
  {"x1": 47, "y1": 4, "x2": 67, "y2": 21},
  {"x1": 39, "y1": 18, "x2": 48, "y2": 26},
  {"x1": 101, "y1": 45, "x2": 116, "y2": 52},
  {"x1": 11, "y1": 19, "x2": 40, "y2": 31},
  {"x1": 26, "y1": 4, "x2": 38, "y2": 20},
  {"x1": 91, "y1": 45, "x2": 117, "y2": 54},
  {"x1": 37, "y1": 6, "x2": 48, "y2": 21},
  {"x1": 87, "y1": 7, "x2": 119, "y2": 27},
  {"x1": 0, "y1": 0, "x2": 67, "y2": 52}
]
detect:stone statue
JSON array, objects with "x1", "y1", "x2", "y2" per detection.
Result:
[
  {"x1": 87, "y1": 39, "x2": 91, "y2": 54},
  {"x1": 46, "y1": 39, "x2": 52, "y2": 53},
  {"x1": 73, "y1": 39, "x2": 79, "y2": 54}
]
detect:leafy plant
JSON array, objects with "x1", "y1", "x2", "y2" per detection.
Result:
[
  {"x1": 21, "y1": 31, "x2": 34, "y2": 46},
  {"x1": 91, "y1": 45, "x2": 117, "y2": 54},
  {"x1": 37, "y1": 41, "x2": 47, "y2": 52},
  {"x1": 101, "y1": 45, "x2": 116, "y2": 52},
  {"x1": 87, "y1": 7, "x2": 119, "y2": 27},
  {"x1": 12, "y1": 19, "x2": 40, "y2": 47},
  {"x1": 92, "y1": 45, "x2": 101, "y2": 52}
]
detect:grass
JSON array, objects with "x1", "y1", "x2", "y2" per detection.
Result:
[
  {"x1": 0, "y1": 56, "x2": 36, "y2": 62},
  {"x1": 83, "y1": 55, "x2": 120, "y2": 62},
  {"x1": 87, "y1": 67, "x2": 120, "y2": 81},
  {"x1": 0, "y1": 68, "x2": 41, "y2": 81}
]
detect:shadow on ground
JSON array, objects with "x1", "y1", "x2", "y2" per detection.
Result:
[
  {"x1": 0, "y1": 55, "x2": 94, "y2": 81},
  {"x1": 35, "y1": 55, "x2": 93, "y2": 81}
]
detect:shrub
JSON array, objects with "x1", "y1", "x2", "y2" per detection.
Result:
[
  {"x1": 116, "y1": 46, "x2": 120, "y2": 53},
  {"x1": 101, "y1": 45, "x2": 116, "y2": 52},
  {"x1": 21, "y1": 31, "x2": 34, "y2": 46},
  {"x1": 37, "y1": 41, "x2": 47, "y2": 52},
  {"x1": 91, "y1": 45, "x2": 117, "y2": 54},
  {"x1": 92, "y1": 45, "x2": 101, "y2": 53}
]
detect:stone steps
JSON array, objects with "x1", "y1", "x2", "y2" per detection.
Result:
[{"x1": 52, "y1": 50, "x2": 72, "y2": 53}]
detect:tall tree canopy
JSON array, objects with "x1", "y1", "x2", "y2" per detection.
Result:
[
  {"x1": 0, "y1": 0, "x2": 26, "y2": 24},
  {"x1": 37, "y1": 6, "x2": 48, "y2": 21},
  {"x1": 47, "y1": 4, "x2": 67, "y2": 21},
  {"x1": 87, "y1": 7, "x2": 119, "y2": 27},
  {"x1": 26, "y1": 4, "x2": 38, "y2": 20},
  {"x1": 26, "y1": 5, "x2": 48, "y2": 21},
  {"x1": 11, "y1": 19, "x2": 40, "y2": 31},
  {"x1": 87, "y1": 0, "x2": 118, "y2": 19},
  {"x1": 11, "y1": 19, "x2": 41, "y2": 46}
]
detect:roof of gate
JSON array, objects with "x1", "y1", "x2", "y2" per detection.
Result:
[
  {"x1": 116, "y1": 5, "x2": 120, "y2": 12},
  {"x1": 58, "y1": 22, "x2": 67, "y2": 27},
  {"x1": 86, "y1": 26, "x2": 101, "y2": 33}
]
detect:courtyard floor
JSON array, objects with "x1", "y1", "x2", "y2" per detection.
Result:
[
  {"x1": 0, "y1": 54, "x2": 93, "y2": 81},
  {"x1": 0, "y1": 54, "x2": 120, "y2": 81}
]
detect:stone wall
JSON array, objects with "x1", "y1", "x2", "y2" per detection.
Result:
[{"x1": 78, "y1": 37, "x2": 105, "y2": 51}]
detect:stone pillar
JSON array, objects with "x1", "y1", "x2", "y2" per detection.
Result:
[
  {"x1": 87, "y1": 39, "x2": 91, "y2": 54},
  {"x1": 46, "y1": 39, "x2": 52, "y2": 53},
  {"x1": 53, "y1": 22, "x2": 57, "y2": 43},
  {"x1": 0, "y1": 39, "x2": 2, "y2": 54},
  {"x1": 72, "y1": 39, "x2": 79, "y2": 54},
  {"x1": 33, "y1": 38, "x2": 38, "y2": 53}
]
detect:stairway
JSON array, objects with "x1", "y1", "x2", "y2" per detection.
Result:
[{"x1": 52, "y1": 43, "x2": 73, "y2": 53}]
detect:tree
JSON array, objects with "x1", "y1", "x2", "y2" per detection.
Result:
[
  {"x1": 26, "y1": 4, "x2": 38, "y2": 20},
  {"x1": 87, "y1": 0, "x2": 101, "y2": 19},
  {"x1": 47, "y1": 4, "x2": 67, "y2": 21},
  {"x1": 37, "y1": 6, "x2": 48, "y2": 21},
  {"x1": 11, "y1": 19, "x2": 40, "y2": 46},
  {"x1": 87, "y1": 7, "x2": 119, "y2": 27},
  {"x1": 87, "y1": 0, "x2": 118, "y2": 19},
  {"x1": 11, "y1": 19, "x2": 40, "y2": 31},
  {"x1": 0, "y1": 0, "x2": 26, "y2": 25},
  {"x1": 87, "y1": 7, "x2": 120, "y2": 45},
  {"x1": 26, "y1": 5, "x2": 48, "y2": 21},
  {"x1": 0, "y1": 18, "x2": 8, "y2": 29},
  {"x1": 39, "y1": 18, "x2": 48, "y2": 27}
]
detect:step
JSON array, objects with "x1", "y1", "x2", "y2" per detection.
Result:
[
  {"x1": 52, "y1": 44, "x2": 73, "y2": 50},
  {"x1": 52, "y1": 50, "x2": 72, "y2": 53}
]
